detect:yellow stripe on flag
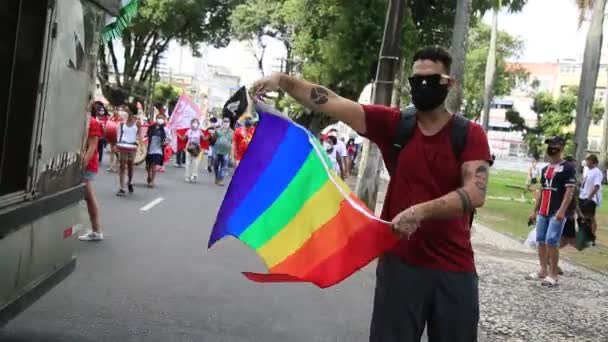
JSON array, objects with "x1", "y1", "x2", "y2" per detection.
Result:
[{"x1": 257, "y1": 180, "x2": 351, "y2": 268}]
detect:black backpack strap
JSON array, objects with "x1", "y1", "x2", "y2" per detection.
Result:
[
  {"x1": 450, "y1": 114, "x2": 470, "y2": 162},
  {"x1": 390, "y1": 106, "x2": 417, "y2": 176}
]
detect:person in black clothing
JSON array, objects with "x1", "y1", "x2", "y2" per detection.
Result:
[
  {"x1": 527, "y1": 136, "x2": 575, "y2": 287},
  {"x1": 145, "y1": 113, "x2": 170, "y2": 187},
  {"x1": 92, "y1": 101, "x2": 107, "y2": 163}
]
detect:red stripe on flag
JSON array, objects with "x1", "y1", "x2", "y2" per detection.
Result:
[{"x1": 245, "y1": 217, "x2": 396, "y2": 288}]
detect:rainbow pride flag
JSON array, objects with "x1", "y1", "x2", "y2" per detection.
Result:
[{"x1": 208, "y1": 102, "x2": 398, "y2": 288}]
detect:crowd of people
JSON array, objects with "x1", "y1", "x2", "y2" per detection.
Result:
[
  {"x1": 526, "y1": 136, "x2": 600, "y2": 287},
  {"x1": 77, "y1": 101, "x2": 258, "y2": 241}
]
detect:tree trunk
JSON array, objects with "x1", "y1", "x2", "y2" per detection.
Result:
[
  {"x1": 391, "y1": 58, "x2": 406, "y2": 108},
  {"x1": 481, "y1": 3, "x2": 499, "y2": 130},
  {"x1": 599, "y1": 66, "x2": 608, "y2": 175},
  {"x1": 574, "y1": 0, "x2": 607, "y2": 174},
  {"x1": 356, "y1": 0, "x2": 407, "y2": 211},
  {"x1": 446, "y1": 0, "x2": 472, "y2": 114}
]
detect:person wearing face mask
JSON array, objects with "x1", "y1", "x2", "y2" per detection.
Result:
[
  {"x1": 145, "y1": 113, "x2": 171, "y2": 188},
  {"x1": 251, "y1": 46, "x2": 491, "y2": 342},
  {"x1": 115, "y1": 104, "x2": 142, "y2": 195},
  {"x1": 526, "y1": 136, "x2": 575, "y2": 287},
  {"x1": 206, "y1": 117, "x2": 219, "y2": 173},
  {"x1": 213, "y1": 118, "x2": 234, "y2": 186},
  {"x1": 233, "y1": 114, "x2": 256, "y2": 168},
  {"x1": 182, "y1": 118, "x2": 205, "y2": 182},
  {"x1": 324, "y1": 135, "x2": 342, "y2": 174},
  {"x1": 92, "y1": 102, "x2": 108, "y2": 164}
]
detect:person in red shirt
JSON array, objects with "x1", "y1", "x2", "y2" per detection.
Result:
[
  {"x1": 233, "y1": 114, "x2": 256, "y2": 167},
  {"x1": 252, "y1": 47, "x2": 491, "y2": 342},
  {"x1": 79, "y1": 105, "x2": 105, "y2": 241}
]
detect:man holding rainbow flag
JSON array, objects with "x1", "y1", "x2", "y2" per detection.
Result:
[{"x1": 247, "y1": 47, "x2": 491, "y2": 342}]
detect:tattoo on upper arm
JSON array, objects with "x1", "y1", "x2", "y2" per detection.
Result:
[
  {"x1": 474, "y1": 165, "x2": 489, "y2": 195},
  {"x1": 456, "y1": 188, "x2": 473, "y2": 213},
  {"x1": 310, "y1": 87, "x2": 329, "y2": 105}
]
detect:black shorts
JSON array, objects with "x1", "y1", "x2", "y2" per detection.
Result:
[
  {"x1": 146, "y1": 153, "x2": 163, "y2": 167},
  {"x1": 370, "y1": 254, "x2": 479, "y2": 342},
  {"x1": 580, "y1": 199, "x2": 597, "y2": 217},
  {"x1": 562, "y1": 217, "x2": 576, "y2": 238},
  {"x1": 530, "y1": 177, "x2": 538, "y2": 185}
]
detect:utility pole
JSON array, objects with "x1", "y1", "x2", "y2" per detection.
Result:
[
  {"x1": 356, "y1": 0, "x2": 407, "y2": 211},
  {"x1": 482, "y1": 0, "x2": 500, "y2": 131}
]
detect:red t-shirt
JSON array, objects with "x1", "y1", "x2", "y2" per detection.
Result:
[
  {"x1": 234, "y1": 126, "x2": 256, "y2": 161},
  {"x1": 86, "y1": 117, "x2": 104, "y2": 173},
  {"x1": 201, "y1": 129, "x2": 211, "y2": 151},
  {"x1": 362, "y1": 105, "x2": 491, "y2": 272}
]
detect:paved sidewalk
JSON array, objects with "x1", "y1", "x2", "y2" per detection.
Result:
[
  {"x1": 353, "y1": 177, "x2": 607, "y2": 341},
  {"x1": 472, "y1": 224, "x2": 608, "y2": 342}
]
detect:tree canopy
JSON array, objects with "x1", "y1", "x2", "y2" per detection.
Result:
[
  {"x1": 462, "y1": 22, "x2": 527, "y2": 120},
  {"x1": 506, "y1": 87, "x2": 604, "y2": 159},
  {"x1": 228, "y1": 0, "x2": 528, "y2": 132},
  {"x1": 98, "y1": 0, "x2": 240, "y2": 103}
]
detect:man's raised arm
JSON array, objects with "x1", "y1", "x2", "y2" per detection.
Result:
[{"x1": 251, "y1": 73, "x2": 367, "y2": 134}]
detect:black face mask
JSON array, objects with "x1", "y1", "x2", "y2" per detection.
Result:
[
  {"x1": 409, "y1": 74, "x2": 449, "y2": 111},
  {"x1": 546, "y1": 147, "x2": 560, "y2": 156}
]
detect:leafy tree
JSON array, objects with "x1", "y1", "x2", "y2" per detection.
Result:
[
  {"x1": 152, "y1": 82, "x2": 181, "y2": 107},
  {"x1": 98, "y1": 0, "x2": 240, "y2": 101},
  {"x1": 462, "y1": 22, "x2": 527, "y2": 120},
  {"x1": 506, "y1": 87, "x2": 603, "y2": 159},
  {"x1": 232, "y1": 0, "x2": 526, "y2": 131},
  {"x1": 230, "y1": 0, "x2": 291, "y2": 76}
]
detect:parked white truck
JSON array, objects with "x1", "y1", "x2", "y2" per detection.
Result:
[{"x1": 0, "y1": 0, "x2": 120, "y2": 325}]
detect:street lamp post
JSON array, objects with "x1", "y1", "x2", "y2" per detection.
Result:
[{"x1": 356, "y1": 0, "x2": 407, "y2": 211}]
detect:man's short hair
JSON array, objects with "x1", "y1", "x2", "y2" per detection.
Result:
[
  {"x1": 586, "y1": 154, "x2": 599, "y2": 165},
  {"x1": 413, "y1": 46, "x2": 452, "y2": 73}
]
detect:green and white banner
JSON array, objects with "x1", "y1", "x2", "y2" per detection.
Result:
[{"x1": 101, "y1": 0, "x2": 139, "y2": 43}]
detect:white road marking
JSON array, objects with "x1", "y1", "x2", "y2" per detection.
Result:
[{"x1": 140, "y1": 197, "x2": 164, "y2": 211}]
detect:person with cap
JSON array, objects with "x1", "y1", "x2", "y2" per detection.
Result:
[
  {"x1": 233, "y1": 114, "x2": 256, "y2": 168},
  {"x1": 579, "y1": 153, "x2": 602, "y2": 246},
  {"x1": 527, "y1": 136, "x2": 575, "y2": 287}
]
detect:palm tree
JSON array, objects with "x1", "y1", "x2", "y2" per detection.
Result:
[
  {"x1": 446, "y1": 0, "x2": 473, "y2": 114},
  {"x1": 574, "y1": 0, "x2": 607, "y2": 170},
  {"x1": 481, "y1": 0, "x2": 501, "y2": 130}
]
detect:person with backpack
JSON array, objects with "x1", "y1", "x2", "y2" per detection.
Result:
[
  {"x1": 251, "y1": 46, "x2": 491, "y2": 342},
  {"x1": 145, "y1": 112, "x2": 171, "y2": 188},
  {"x1": 115, "y1": 104, "x2": 142, "y2": 196}
]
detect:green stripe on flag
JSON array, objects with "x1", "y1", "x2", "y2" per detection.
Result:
[{"x1": 239, "y1": 151, "x2": 329, "y2": 249}]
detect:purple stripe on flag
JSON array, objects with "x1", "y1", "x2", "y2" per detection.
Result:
[{"x1": 208, "y1": 111, "x2": 290, "y2": 247}]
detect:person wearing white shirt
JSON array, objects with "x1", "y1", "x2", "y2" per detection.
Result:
[
  {"x1": 328, "y1": 128, "x2": 347, "y2": 179},
  {"x1": 579, "y1": 154, "x2": 602, "y2": 245}
]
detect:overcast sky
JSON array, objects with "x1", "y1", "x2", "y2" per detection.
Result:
[{"x1": 164, "y1": 0, "x2": 593, "y2": 85}]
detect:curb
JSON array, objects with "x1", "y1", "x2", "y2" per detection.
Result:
[{"x1": 474, "y1": 222, "x2": 608, "y2": 277}]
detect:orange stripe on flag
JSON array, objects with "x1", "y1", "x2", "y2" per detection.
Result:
[{"x1": 269, "y1": 198, "x2": 378, "y2": 278}]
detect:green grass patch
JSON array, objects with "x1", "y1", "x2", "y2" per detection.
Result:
[{"x1": 478, "y1": 169, "x2": 608, "y2": 272}]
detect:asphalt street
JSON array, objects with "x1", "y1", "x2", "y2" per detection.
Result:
[{"x1": 0, "y1": 157, "x2": 390, "y2": 342}]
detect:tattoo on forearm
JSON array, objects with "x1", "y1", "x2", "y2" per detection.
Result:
[
  {"x1": 310, "y1": 87, "x2": 329, "y2": 105},
  {"x1": 474, "y1": 165, "x2": 489, "y2": 195},
  {"x1": 456, "y1": 188, "x2": 473, "y2": 213}
]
